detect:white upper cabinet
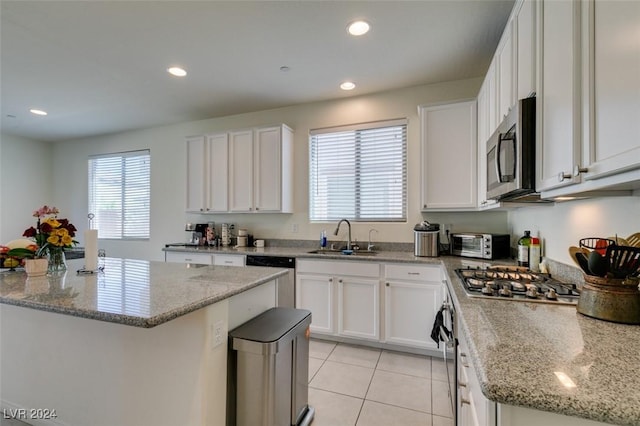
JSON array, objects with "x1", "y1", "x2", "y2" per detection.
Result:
[
  {"x1": 477, "y1": 76, "x2": 499, "y2": 209},
  {"x1": 580, "y1": 0, "x2": 640, "y2": 180},
  {"x1": 497, "y1": 20, "x2": 515, "y2": 123},
  {"x1": 186, "y1": 136, "x2": 207, "y2": 212},
  {"x1": 186, "y1": 124, "x2": 294, "y2": 214},
  {"x1": 229, "y1": 130, "x2": 254, "y2": 212},
  {"x1": 186, "y1": 133, "x2": 229, "y2": 213},
  {"x1": 515, "y1": 0, "x2": 536, "y2": 100},
  {"x1": 536, "y1": 0, "x2": 582, "y2": 192},
  {"x1": 420, "y1": 100, "x2": 478, "y2": 210},
  {"x1": 253, "y1": 125, "x2": 293, "y2": 213}
]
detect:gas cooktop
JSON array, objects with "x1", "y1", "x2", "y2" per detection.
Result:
[{"x1": 455, "y1": 266, "x2": 580, "y2": 305}]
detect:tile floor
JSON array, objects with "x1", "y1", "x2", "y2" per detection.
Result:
[{"x1": 308, "y1": 339, "x2": 454, "y2": 426}]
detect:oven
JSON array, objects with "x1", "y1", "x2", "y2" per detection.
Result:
[{"x1": 432, "y1": 283, "x2": 457, "y2": 422}]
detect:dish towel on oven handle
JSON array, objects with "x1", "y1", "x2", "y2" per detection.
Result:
[{"x1": 430, "y1": 306, "x2": 452, "y2": 348}]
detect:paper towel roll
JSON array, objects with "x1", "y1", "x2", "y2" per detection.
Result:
[{"x1": 85, "y1": 229, "x2": 98, "y2": 271}]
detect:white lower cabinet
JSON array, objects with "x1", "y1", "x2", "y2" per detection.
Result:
[
  {"x1": 458, "y1": 334, "x2": 496, "y2": 426},
  {"x1": 296, "y1": 259, "x2": 380, "y2": 341},
  {"x1": 383, "y1": 263, "x2": 444, "y2": 350},
  {"x1": 164, "y1": 251, "x2": 213, "y2": 265}
]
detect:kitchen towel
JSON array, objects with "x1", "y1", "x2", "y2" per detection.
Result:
[{"x1": 84, "y1": 229, "x2": 98, "y2": 271}]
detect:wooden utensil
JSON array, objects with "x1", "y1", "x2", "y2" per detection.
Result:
[
  {"x1": 568, "y1": 246, "x2": 591, "y2": 273},
  {"x1": 627, "y1": 232, "x2": 640, "y2": 248}
]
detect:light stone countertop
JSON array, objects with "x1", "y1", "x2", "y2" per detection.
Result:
[
  {"x1": 168, "y1": 245, "x2": 640, "y2": 425},
  {"x1": 0, "y1": 257, "x2": 288, "y2": 328}
]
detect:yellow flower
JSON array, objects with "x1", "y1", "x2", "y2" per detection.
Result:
[
  {"x1": 47, "y1": 234, "x2": 61, "y2": 246},
  {"x1": 43, "y1": 218, "x2": 61, "y2": 228}
]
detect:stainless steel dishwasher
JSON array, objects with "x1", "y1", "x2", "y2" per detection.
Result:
[{"x1": 228, "y1": 307, "x2": 314, "y2": 426}]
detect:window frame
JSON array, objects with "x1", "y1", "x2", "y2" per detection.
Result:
[
  {"x1": 308, "y1": 119, "x2": 408, "y2": 223},
  {"x1": 88, "y1": 149, "x2": 151, "y2": 241}
]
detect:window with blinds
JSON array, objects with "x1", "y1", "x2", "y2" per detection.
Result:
[
  {"x1": 88, "y1": 150, "x2": 150, "y2": 239},
  {"x1": 309, "y1": 119, "x2": 407, "y2": 222}
]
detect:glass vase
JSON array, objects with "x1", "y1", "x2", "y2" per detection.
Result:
[{"x1": 47, "y1": 247, "x2": 67, "y2": 273}]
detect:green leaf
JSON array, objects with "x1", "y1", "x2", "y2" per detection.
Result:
[{"x1": 6, "y1": 248, "x2": 36, "y2": 258}]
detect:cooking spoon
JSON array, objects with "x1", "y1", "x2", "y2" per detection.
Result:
[{"x1": 588, "y1": 250, "x2": 609, "y2": 277}]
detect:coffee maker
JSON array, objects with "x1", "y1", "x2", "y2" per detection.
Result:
[{"x1": 185, "y1": 223, "x2": 208, "y2": 245}]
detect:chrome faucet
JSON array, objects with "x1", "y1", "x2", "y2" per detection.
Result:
[
  {"x1": 333, "y1": 219, "x2": 352, "y2": 251},
  {"x1": 368, "y1": 228, "x2": 378, "y2": 251}
]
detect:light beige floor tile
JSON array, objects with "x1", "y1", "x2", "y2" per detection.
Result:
[
  {"x1": 377, "y1": 350, "x2": 431, "y2": 378},
  {"x1": 328, "y1": 343, "x2": 381, "y2": 369},
  {"x1": 310, "y1": 339, "x2": 337, "y2": 360},
  {"x1": 356, "y1": 400, "x2": 432, "y2": 426},
  {"x1": 431, "y1": 378, "x2": 454, "y2": 418},
  {"x1": 366, "y1": 369, "x2": 431, "y2": 413},
  {"x1": 431, "y1": 357, "x2": 450, "y2": 383},
  {"x1": 432, "y1": 414, "x2": 454, "y2": 426},
  {"x1": 309, "y1": 388, "x2": 363, "y2": 426},
  {"x1": 309, "y1": 357, "x2": 324, "y2": 382},
  {"x1": 310, "y1": 360, "x2": 375, "y2": 398}
]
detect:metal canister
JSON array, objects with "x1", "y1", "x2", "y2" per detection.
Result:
[
  {"x1": 577, "y1": 275, "x2": 640, "y2": 324},
  {"x1": 414, "y1": 221, "x2": 440, "y2": 257}
]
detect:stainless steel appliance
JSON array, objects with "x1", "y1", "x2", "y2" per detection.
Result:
[
  {"x1": 450, "y1": 233, "x2": 510, "y2": 260},
  {"x1": 456, "y1": 265, "x2": 580, "y2": 304},
  {"x1": 414, "y1": 221, "x2": 440, "y2": 257},
  {"x1": 246, "y1": 255, "x2": 295, "y2": 308},
  {"x1": 228, "y1": 308, "x2": 314, "y2": 426},
  {"x1": 486, "y1": 97, "x2": 536, "y2": 201}
]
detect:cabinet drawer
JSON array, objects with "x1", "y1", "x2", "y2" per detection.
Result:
[
  {"x1": 384, "y1": 263, "x2": 441, "y2": 282},
  {"x1": 296, "y1": 259, "x2": 379, "y2": 278},
  {"x1": 214, "y1": 254, "x2": 246, "y2": 267},
  {"x1": 165, "y1": 252, "x2": 213, "y2": 265}
]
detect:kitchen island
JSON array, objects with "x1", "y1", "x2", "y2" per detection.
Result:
[{"x1": 0, "y1": 258, "x2": 288, "y2": 426}]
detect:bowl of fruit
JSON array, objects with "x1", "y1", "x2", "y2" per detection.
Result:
[{"x1": 0, "y1": 238, "x2": 39, "y2": 271}]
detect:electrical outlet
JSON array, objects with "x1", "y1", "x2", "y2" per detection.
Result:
[
  {"x1": 212, "y1": 320, "x2": 224, "y2": 349},
  {"x1": 292, "y1": 223, "x2": 299, "y2": 233}
]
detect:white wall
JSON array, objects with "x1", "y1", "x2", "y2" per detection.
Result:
[
  {"x1": 41, "y1": 77, "x2": 508, "y2": 261},
  {"x1": 0, "y1": 134, "x2": 53, "y2": 243},
  {"x1": 508, "y1": 196, "x2": 640, "y2": 266}
]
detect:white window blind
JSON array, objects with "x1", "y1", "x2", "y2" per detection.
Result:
[
  {"x1": 309, "y1": 120, "x2": 407, "y2": 222},
  {"x1": 88, "y1": 150, "x2": 150, "y2": 239}
]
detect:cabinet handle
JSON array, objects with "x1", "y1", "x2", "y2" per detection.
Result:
[
  {"x1": 460, "y1": 397, "x2": 471, "y2": 406},
  {"x1": 573, "y1": 165, "x2": 588, "y2": 176},
  {"x1": 386, "y1": 282, "x2": 390, "y2": 287},
  {"x1": 224, "y1": 261, "x2": 233, "y2": 264},
  {"x1": 338, "y1": 279, "x2": 343, "y2": 283},
  {"x1": 408, "y1": 272, "x2": 420, "y2": 276},
  {"x1": 423, "y1": 204, "x2": 427, "y2": 208},
  {"x1": 458, "y1": 381, "x2": 468, "y2": 388},
  {"x1": 255, "y1": 207, "x2": 259, "y2": 211},
  {"x1": 185, "y1": 258, "x2": 192, "y2": 261},
  {"x1": 329, "y1": 278, "x2": 333, "y2": 282},
  {"x1": 558, "y1": 171, "x2": 572, "y2": 182}
]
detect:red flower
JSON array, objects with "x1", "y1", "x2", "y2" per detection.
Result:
[
  {"x1": 40, "y1": 222, "x2": 53, "y2": 233},
  {"x1": 23, "y1": 227, "x2": 37, "y2": 238}
]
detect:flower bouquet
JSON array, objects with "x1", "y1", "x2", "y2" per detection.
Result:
[{"x1": 7, "y1": 205, "x2": 78, "y2": 274}]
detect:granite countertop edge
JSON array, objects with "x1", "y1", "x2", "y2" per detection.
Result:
[{"x1": 1, "y1": 268, "x2": 289, "y2": 329}]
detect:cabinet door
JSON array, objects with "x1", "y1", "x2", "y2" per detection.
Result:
[
  {"x1": 420, "y1": 100, "x2": 478, "y2": 209},
  {"x1": 516, "y1": 0, "x2": 536, "y2": 100},
  {"x1": 296, "y1": 273, "x2": 334, "y2": 335},
  {"x1": 497, "y1": 20, "x2": 515, "y2": 122},
  {"x1": 337, "y1": 276, "x2": 379, "y2": 340},
  {"x1": 384, "y1": 280, "x2": 441, "y2": 349},
  {"x1": 213, "y1": 254, "x2": 246, "y2": 267},
  {"x1": 583, "y1": 0, "x2": 640, "y2": 179},
  {"x1": 477, "y1": 79, "x2": 499, "y2": 209},
  {"x1": 207, "y1": 133, "x2": 229, "y2": 212},
  {"x1": 537, "y1": 0, "x2": 582, "y2": 191},
  {"x1": 229, "y1": 130, "x2": 254, "y2": 212},
  {"x1": 486, "y1": 60, "x2": 498, "y2": 137},
  {"x1": 185, "y1": 136, "x2": 207, "y2": 212},
  {"x1": 254, "y1": 126, "x2": 282, "y2": 212}
]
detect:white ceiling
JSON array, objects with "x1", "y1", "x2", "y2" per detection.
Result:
[{"x1": 1, "y1": 0, "x2": 514, "y2": 142}]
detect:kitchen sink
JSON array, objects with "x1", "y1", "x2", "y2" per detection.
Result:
[{"x1": 306, "y1": 249, "x2": 377, "y2": 256}]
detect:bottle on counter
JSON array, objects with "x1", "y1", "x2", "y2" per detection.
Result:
[
  {"x1": 529, "y1": 236, "x2": 541, "y2": 272},
  {"x1": 320, "y1": 230, "x2": 327, "y2": 249},
  {"x1": 517, "y1": 230, "x2": 532, "y2": 267}
]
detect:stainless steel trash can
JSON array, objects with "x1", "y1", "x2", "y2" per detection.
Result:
[{"x1": 228, "y1": 307, "x2": 314, "y2": 426}]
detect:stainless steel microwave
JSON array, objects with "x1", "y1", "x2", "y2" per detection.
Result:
[
  {"x1": 486, "y1": 97, "x2": 536, "y2": 201},
  {"x1": 450, "y1": 233, "x2": 510, "y2": 260}
]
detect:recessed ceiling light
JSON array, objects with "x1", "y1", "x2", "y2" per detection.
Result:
[
  {"x1": 167, "y1": 67, "x2": 187, "y2": 77},
  {"x1": 347, "y1": 20, "x2": 370, "y2": 36},
  {"x1": 29, "y1": 109, "x2": 48, "y2": 116},
  {"x1": 340, "y1": 81, "x2": 356, "y2": 91}
]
